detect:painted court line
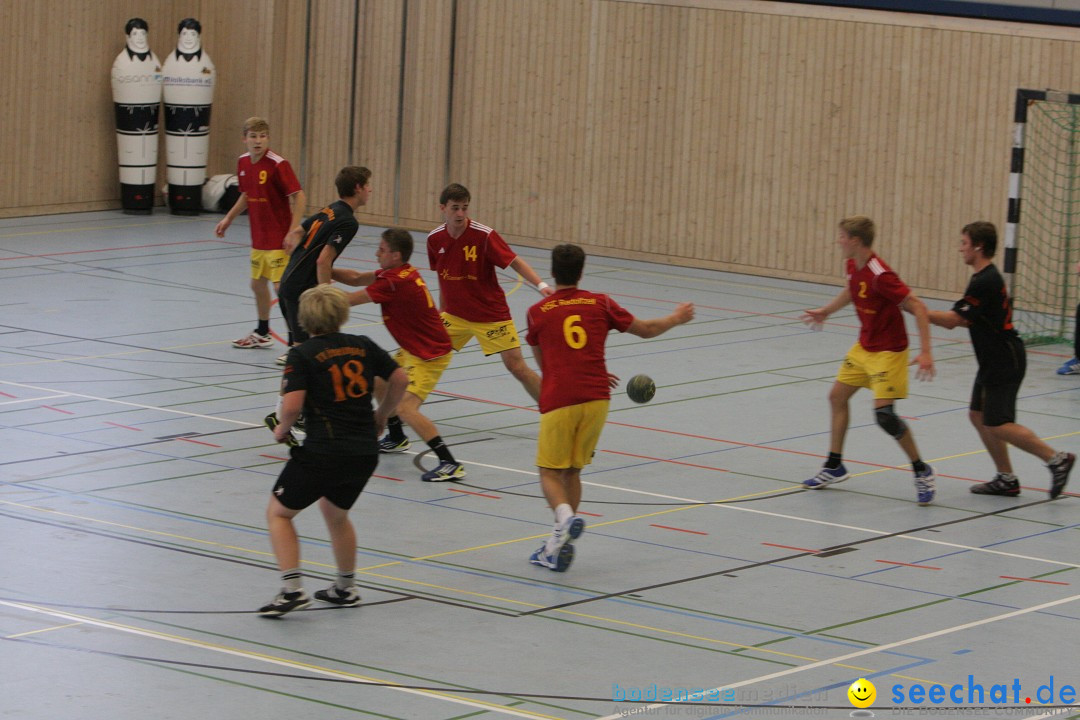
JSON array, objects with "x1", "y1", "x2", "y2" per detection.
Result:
[
  {"x1": 876, "y1": 560, "x2": 942, "y2": 570},
  {"x1": 592, "y1": 592, "x2": 1080, "y2": 720},
  {"x1": 0, "y1": 600, "x2": 560, "y2": 720},
  {"x1": 651, "y1": 524, "x2": 709, "y2": 536}
]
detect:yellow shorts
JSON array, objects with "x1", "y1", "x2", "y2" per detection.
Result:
[
  {"x1": 441, "y1": 312, "x2": 522, "y2": 356},
  {"x1": 250, "y1": 249, "x2": 289, "y2": 282},
  {"x1": 395, "y1": 348, "x2": 451, "y2": 402},
  {"x1": 836, "y1": 342, "x2": 909, "y2": 400},
  {"x1": 536, "y1": 399, "x2": 610, "y2": 469}
]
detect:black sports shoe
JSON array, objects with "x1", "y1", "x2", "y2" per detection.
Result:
[
  {"x1": 314, "y1": 585, "x2": 361, "y2": 607},
  {"x1": 378, "y1": 435, "x2": 410, "y2": 453},
  {"x1": 1048, "y1": 452, "x2": 1075, "y2": 500},
  {"x1": 264, "y1": 412, "x2": 299, "y2": 448},
  {"x1": 294, "y1": 412, "x2": 306, "y2": 432},
  {"x1": 970, "y1": 473, "x2": 1020, "y2": 497},
  {"x1": 258, "y1": 590, "x2": 311, "y2": 617}
]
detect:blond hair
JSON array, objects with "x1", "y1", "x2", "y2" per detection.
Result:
[
  {"x1": 242, "y1": 116, "x2": 270, "y2": 135},
  {"x1": 838, "y1": 216, "x2": 875, "y2": 247},
  {"x1": 298, "y1": 285, "x2": 349, "y2": 336}
]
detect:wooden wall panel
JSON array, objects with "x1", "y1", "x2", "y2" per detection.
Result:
[
  {"x1": 6, "y1": 0, "x2": 1080, "y2": 301},
  {"x1": 301, "y1": 0, "x2": 358, "y2": 211},
  {"x1": 0, "y1": 0, "x2": 305, "y2": 218}
]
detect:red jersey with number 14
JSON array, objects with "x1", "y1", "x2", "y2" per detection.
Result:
[
  {"x1": 526, "y1": 288, "x2": 635, "y2": 414},
  {"x1": 847, "y1": 254, "x2": 911, "y2": 352},
  {"x1": 427, "y1": 220, "x2": 517, "y2": 323},
  {"x1": 236, "y1": 150, "x2": 302, "y2": 250},
  {"x1": 364, "y1": 264, "x2": 452, "y2": 360}
]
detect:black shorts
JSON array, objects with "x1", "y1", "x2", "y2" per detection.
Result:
[
  {"x1": 970, "y1": 380, "x2": 1021, "y2": 427},
  {"x1": 271, "y1": 447, "x2": 378, "y2": 511}
]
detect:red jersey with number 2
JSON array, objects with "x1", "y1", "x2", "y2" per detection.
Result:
[
  {"x1": 526, "y1": 288, "x2": 635, "y2": 413},
  {"x1": 847, "y1": 254, "x2": 911, "y2": 352}
]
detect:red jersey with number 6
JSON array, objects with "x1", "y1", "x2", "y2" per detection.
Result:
[
  {"x1": 236, "y1": 150, "x2": 302, "y2": 250},
  {"x1": 526, "y1": 288, "x2": 635, "y2": 414},
  {"x1": 847, "y1": 254, "x2": 911, "y2": 352},
  {"x1": 427, "y1": 220, "x2": 517, "y2": 323},
  {"x1": 365, "y1": 264, "x2": 452, "y2": 360}
]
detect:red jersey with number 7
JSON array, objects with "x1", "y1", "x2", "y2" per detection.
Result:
[
  {"x1": 526, "y1": 288, "x2": 635, "y2": 413},
  {"x1": 847, "y1": 254, "x2": 911, "y2": 352},
  {"x1": 365, "y1": 264, "x2": 452, "y2": 360},
  {"x1": 427, "y1": 220, "x2": 517, "y2": 323}
]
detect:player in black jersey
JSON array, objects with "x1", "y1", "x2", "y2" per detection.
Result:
[
  {"x1": 276, "y1": 166, "x2": 372, "y2": 364},
  {"x1": 928, "y1": 222, "x2": 1074, "y2": 499},
  {"x1": 259, "y1": 285, "x2": 407, "y2": 617}
]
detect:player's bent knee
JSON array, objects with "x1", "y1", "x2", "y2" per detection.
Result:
[{"x1": 875, "y1": 404, "x2": 908, "y2": 439}]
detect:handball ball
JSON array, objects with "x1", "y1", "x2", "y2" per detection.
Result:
[{"x1": 626, "y1": 374, "x2": 656, "y2": 404}]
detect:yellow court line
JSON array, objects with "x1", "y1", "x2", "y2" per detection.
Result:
[
  {"x1": 6, "y1": 621, "x2": 83, "y2": 639},
  {"x1": 0, "y1": 600, "x2": 561, "y2": 720}
]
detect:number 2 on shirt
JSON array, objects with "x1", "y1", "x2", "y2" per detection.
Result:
[
  {"x1": 328, "y1": 360, "x2": 368, "y2": 401},
  {"x1": 563, "y1": 315, "x2": 587, "y2": 349},
  {"x1": 857, "y1": 281, "x2": 868, "y2": 298}
]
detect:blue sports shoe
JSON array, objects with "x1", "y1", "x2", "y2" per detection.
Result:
[
  {"x1": 915, "y1": 464, "x2": 936, "y2": 506},
  {"x1": 529, "y1": 543, "x2": 575, "y2": 572},
  {"x1": 421, "y1": 460, "x2": 466, "y2": 482},
  {"x1": 1056, "y1": 358, "x2": 1080, "y2": 375},
  {"x1": 803, "y1": 464, "x2": 849, "y2": 489}
]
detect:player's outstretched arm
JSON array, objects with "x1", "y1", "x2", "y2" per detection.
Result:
[
  {"x1": 214, "y1": 193, "x2": 248, "y2": 237},
  {"x1": 509, "y1": 256, "x2": 554, "y2": 296},
  {"x1": 801, "y1": 287, "x2": 851, "y2": 328},
  {"x1": 901, "y1": 294, "x2": 935, "y2": 381},
  {"x1": 926, "y1": 309, "x2": 969, "y2": 330},
  {"x1": 627, "y1": 302, "x2": 695, "y2": 339},
  {"x1": 331, "y1": 267, "x2": 376, "y2": 287}
]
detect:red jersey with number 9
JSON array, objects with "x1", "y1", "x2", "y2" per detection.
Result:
[
  {"x1": 846, "y1": 254, "x2": 911, "y2": 352},
  {"x1": 236, "y1": 151, "x2": 302, "y2": 250},
  {"x1": 365, "y1": 264, "x2": 452, "y2": 360},
  {"x1": 526, "y1": 288, "x2": 635, "y2": 413}
]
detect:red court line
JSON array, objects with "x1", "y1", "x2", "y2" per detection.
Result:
[
  {"x1": 762, "y1": 542, "x2": 820, "y2": 554},
  {"x1": 1000, "y1": 576, "x2": 1070, "y2": 586},
  {"x1": 259, "y1": 454, "x2": 289, "y2": 461},
  {"x1": 176, "y1": 437, "x2": 222, "y2": 448},
  {"x1": 602, "y1": 449, "x2": 729, "y2": 472},
  {"x1": 0, "y1": 391, "x2": 16, "y2": 398},
  {"x1": 40, "y1": 405, "x2": 74, "y2": 415},
  {"x1": 578, "y1": 511, "x2": 603, "y2": 517},
  {"x1": 876, "y1": 560, "x2": 942, "y2": 570},
  {"x1": 375, "y1": 474, "x2": 404, "y2": 483},
  {"x1": 650, "y1": 524, "x2": 708, "y2": 536},
  {"x1": 0, "y1": 239, "x2": 225, "y2": 261},
  {"x1": 103, "y1": 421, "x2": 142, "y2": 431},
  {"x1": 448, "y1": 487, "x2": 501, "y2": 499}
]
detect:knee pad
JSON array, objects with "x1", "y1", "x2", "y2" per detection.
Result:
[{"x1": 875, "y1": 404, "x2": 908, "y2": 440}]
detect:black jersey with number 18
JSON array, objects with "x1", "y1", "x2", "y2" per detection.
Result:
[{"x1": 281, "y1": 333, "x2": 399, "y2": 455}]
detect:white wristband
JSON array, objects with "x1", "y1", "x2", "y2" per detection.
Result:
[{"x1": 537, "y1": 281, "x2": 550, "y2": 292}]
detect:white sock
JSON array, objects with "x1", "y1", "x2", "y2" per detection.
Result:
[{"x1": 554, "y1": 503, "x2": 573, "y2": 526}]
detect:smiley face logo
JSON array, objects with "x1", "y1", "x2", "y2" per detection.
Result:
[{"x1": 848, "y1": 678, "x2": 876, "y2": 708}]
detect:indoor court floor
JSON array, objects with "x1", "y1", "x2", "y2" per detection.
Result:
[{"x1": 1, "y1": 210, "x2": 1078, "y2": 720}]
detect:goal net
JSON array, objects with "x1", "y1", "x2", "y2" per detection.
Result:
[{"x1": 1007, "y1": 89, "x2": 1080, "y2": 345}]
